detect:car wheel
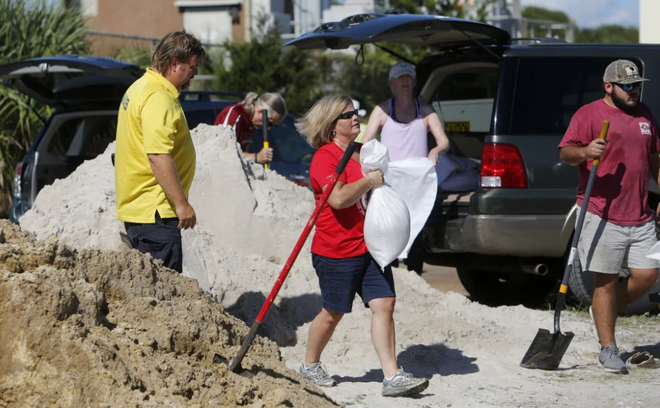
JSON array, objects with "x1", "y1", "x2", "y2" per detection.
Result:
[
  {"x1": 456, "y1": 267, "x2": 557, "y2": 307},
  {"x1": 568, "y1": 255, "x2": 660, "y2": 316}
]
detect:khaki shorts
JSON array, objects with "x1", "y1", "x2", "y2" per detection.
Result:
[{"x1": 577, "y1": 209, "x2": 659, "y2": 274}]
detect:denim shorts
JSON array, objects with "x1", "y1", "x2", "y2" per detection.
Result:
[{"x1": 312, "y1": 252, "x2": 396, "y2": 313}]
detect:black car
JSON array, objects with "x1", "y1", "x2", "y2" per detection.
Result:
[
  {"x1": 0, "y1": 56, "x2": 314, "y2": 223},
  {"x1": 286, "y1": 12, "x2": 660, "y2": 313}
]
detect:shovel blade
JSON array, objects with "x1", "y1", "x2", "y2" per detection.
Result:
[
  {"x1": 520, "y1": 328, "x2": 574, "y2": 370},
  {"x1": 213, "y1": 353, "x2": 256, "y2": 378}
]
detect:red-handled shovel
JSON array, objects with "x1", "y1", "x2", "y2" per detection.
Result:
[{"x1": 215, "y1": 141, "x2": 357, "y2": 375}]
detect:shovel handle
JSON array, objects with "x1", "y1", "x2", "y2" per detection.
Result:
[
  {"x1": 262, "y1": 110, "x2": 270, "y2": 170},
  {"x1": 592, "y1": 120, "x2": 609, "y2": 166},
  {"x1": 227, "y1": 141, "x2": 357, "y2": 373},
  {"x1": 555, "y1": 119, "x2": 610, "y2": 333}
]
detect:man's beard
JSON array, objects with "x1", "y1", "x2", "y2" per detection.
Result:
[{"x1": 611, "y1": 90, "x2": 638, "y2": 111}]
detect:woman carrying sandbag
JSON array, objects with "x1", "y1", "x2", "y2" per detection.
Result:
[{"x1": 294, "y1": 95, "x2": 429, "y2": 398}]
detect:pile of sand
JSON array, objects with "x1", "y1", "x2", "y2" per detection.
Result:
[
  {"x1": 10, "y1": 124, "x2": 660, "y2": 407},
  {"x1": 0, "y1": 221, "x2": 337, "y2": 407}
]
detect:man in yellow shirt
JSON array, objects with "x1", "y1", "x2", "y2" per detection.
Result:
[{"x1": 115, "y1": 30, "x2": 206, "y2": 273}]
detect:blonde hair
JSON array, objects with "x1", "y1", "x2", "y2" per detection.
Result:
[
  {"x1": 151, "y1": 30, "x2": 206, "y2": 75},
  {"x1": 296, "y1": 95, "x2": 353, "y2": 148},
  {"x1": 242, "y1": 92, "x2": 287, "y2": 119}
]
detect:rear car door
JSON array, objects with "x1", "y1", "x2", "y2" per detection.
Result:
[{"x1": 0, "y1": 55, "x2": 143, "y2": 221}]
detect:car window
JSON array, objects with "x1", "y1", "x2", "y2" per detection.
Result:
[
  {"x1": 499, "y1": 57, "x2": 643, "y2": 135},
  {"x1": 185, "y1": 108, "x2": 222, "y2": 130},
  {"x1": 48, "y1": 116, "x2": 117, "y2": 157},
  {"x1": 431, "y1": 70, "x2": 498, "y2": 134},
  {"x1": 250, "y1": 116, "x2": 315, "y2": 163}
]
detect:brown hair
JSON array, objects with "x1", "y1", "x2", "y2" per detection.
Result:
[
  {"x1": 151, "y1": 30, "x2": 206, "y2": 75},
  {"x1": 295, "y1": 95, "x2": 353, "y2": 148}
]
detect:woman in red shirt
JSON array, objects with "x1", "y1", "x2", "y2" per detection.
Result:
[
  {"x1": 294, "y1": 95, "x2": 429, "y2": 398},
  {"x1": 213, "y1": 92, "x2": 287, "y2": 164}
]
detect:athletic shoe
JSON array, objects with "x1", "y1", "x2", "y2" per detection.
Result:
[
  {"x1": 598, "y1": 344, "x2": 629, "y2": 374},
  {"x1": 300, "y1": 362, "x2": 337, "y2": 387},
  {"x1": 382, "y1": 367, "x2": 429, "y2": 397}
]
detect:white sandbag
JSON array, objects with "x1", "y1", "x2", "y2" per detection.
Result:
[
  {"x1": 646, "y1": 240, "x2": 660, "y2": 261},
  {"x1": 387, "y1": 158, "x2": 437, "y2": 258},
  {"x1": 364, "y1": 186, "x2": 410, "y2": 268},
  {"x1": 360, "y1": 140, "x2": 411, "y2": 269}
]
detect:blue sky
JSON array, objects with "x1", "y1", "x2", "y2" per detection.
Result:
[{"x1": 521, "y1": 0, "x2": 639, "y2": 28}]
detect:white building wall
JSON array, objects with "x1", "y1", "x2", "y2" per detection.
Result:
[
  {"x1": 183, "y1": 9, "x2": 233, "y2": 44},
  {"x1": 640, "y1": 0, "x2": 660, "y2": 43},
  {"x1": 80, "y1": 0, "x2": 99, "y2": 17},
  {"x1": 293, "y1": 1, "x2": 323, "y2": 35},
  {"x1": 323, "y1": 0, "x2": 374, "y2": 24}
]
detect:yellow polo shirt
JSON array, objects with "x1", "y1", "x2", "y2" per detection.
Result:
[{"x1": 115, "y1": 68, "x2": 196, "y2": 223}]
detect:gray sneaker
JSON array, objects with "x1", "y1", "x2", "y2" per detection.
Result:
[
  {"x1": 598, "y1": 344, "x2": 629, "y2": 374},
  {"x1": 382, "y1": 368, "x2": 429, "y2": 397},
  {"x1": 300, "y1": 362, "x2": 337, "y2": 387}
]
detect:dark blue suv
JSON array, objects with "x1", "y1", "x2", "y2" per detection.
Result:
[{"x1": 0, "y1": 55, "x2": 314, "y2": 223}]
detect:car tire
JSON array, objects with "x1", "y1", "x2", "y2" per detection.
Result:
[
  {"x1": 456, "y1": 268, "x2": 557, "y2": 307},
  {"x1": 568, "y1": 255, "x2": 660, "y2": 316}
]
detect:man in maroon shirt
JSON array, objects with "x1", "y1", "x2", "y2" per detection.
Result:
[{"x1": 559, "y1": 60, "x2": 660, "y2": 374}]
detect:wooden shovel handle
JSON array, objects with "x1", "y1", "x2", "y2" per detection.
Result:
[{"x1": 592, "y1": 120, "x2": 610, "y2": 166}]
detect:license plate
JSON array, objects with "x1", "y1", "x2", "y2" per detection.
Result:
[{"x1": 445, "y1": 121, "x2": 470, "y2": 132}]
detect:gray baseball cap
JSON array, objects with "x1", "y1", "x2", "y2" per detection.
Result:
[{"x1": 603, "y1": 59, "x2": 649, "y2": 84}]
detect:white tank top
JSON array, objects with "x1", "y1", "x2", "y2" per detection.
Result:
[{"x1": 380, "y1": 98, "x2": 428, "y2": 162}]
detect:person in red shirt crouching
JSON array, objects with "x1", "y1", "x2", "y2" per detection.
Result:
[
  {"x1": 294, "y1": 95, "x2": 429, "y2": 398},
  {"x1": 213, "y1": 92, "x2": 287, "y2": 164}
]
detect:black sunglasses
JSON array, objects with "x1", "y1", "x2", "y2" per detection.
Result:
[
  {"x1": 613, "y1": 82, "x2": 642, "y2": 92},
  {"x1": 336, "y1": 109, "x2": 359, "y2": 120}
]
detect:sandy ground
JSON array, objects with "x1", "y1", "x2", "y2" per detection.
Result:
[
  {"x1": 5, "y1": 124, "x2": 660, "y2": 408},
  {"x1": 420, "y1": 264, "x2": 469, "y2": 296}
]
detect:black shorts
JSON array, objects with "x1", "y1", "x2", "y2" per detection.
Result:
[{"x1": 125, "y1": 211, "x2": 182, "y2": 273}]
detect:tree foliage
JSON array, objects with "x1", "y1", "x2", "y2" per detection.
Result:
[
  {"x1": 210, "y1": 16, "x2": 328, "y2": 117},
  {"x1": 522, "y1": 5, "x2": 639, "y2": 43},
  {"x1": 332, "y1": 0, "x2": 495, "y2": 114},
  {"x1": 522, "y1": 6, "x2": 570, "y2": 23},
  {"x1": 0, "y1": 0, "x2": 88, "y2": 215},
  {"x1": 389, "y1": 0, "x2": 494, "y2": 21},
  {"x1": 576, "y1": 25, "x2": 639, "y2": 44}
]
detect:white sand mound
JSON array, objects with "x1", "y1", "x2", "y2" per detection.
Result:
[{"x1": 19, "y1": 124, "x2": 660, "y2": 407}]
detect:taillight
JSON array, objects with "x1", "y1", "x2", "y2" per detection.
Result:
[
  {"x1": 13, "y1": 163, "x2": 23, "y2": 198},
  {"x1": 480, "y1": 143, "x2": 527, "y2": 188}
]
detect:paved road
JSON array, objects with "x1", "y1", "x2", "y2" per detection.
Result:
[{"x1": 419, "y1": 264, "x2": 468, "y2": 296}]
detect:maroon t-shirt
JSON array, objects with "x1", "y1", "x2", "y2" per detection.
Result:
[
  {"x1": 214, "y1": 103, "x2": 255, "y2": 151},
  {"x1": 559, "y1": 99, "x2": 660, "y2": 225},
  {"x1": 310, "y1": 143, "x2": 368, "y2": 258}
]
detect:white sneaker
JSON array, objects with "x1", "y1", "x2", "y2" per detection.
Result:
[
  {"x1": 300, "y1": 362, "x2": 337, "y2": 387},
  {"x1": 382, "y1": 367, "x2": 429, "y2": 397}
]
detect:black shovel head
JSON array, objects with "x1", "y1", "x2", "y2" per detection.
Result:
[
  {"x1": 519, "y1": 328, "x2": 575, "y2": 370},
  {"x1": 213, "y1": 353, "x2": 256, "y2": 378}
]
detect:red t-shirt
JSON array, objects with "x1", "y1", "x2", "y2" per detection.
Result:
[
  {"x1": 310, "y1": 143, "x2": 368, "y2": 258},
  {"x1": 214, "y1": 103, "x2": 255, "y2": 151},
  {"x1": 559, "y1": 99, "x2": 660, "y2": 225}
]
